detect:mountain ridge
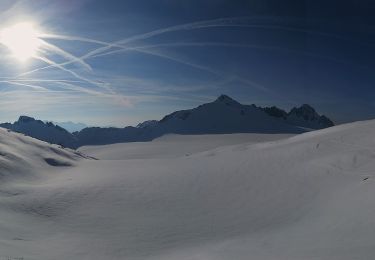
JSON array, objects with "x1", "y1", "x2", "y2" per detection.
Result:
[{"x1": 0, "y1": 95, "x2": 334, "y2": 148}]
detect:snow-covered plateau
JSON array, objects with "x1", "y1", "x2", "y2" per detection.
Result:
[{"x1": 0, "y1": 120, "x2": 375, "y2": 259}]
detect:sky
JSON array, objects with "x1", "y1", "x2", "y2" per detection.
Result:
[{"x1": 0, "y1": 0, "x2": 374, "y2": 126}]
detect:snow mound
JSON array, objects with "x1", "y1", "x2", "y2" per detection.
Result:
[{"x1": 0, "y1": 127, "x2": 85, "y2": 180}]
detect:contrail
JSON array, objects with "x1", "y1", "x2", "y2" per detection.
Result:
[
  {"x1": 0, "y1": 78, "x2": 105, "y2": 93},
  {"x1": 21, "y1": 18, "x2": 248, "y2": 75},
  {"x1": 14, "y1": 40, "x2": 364, "y2": 102},
  {"x1": 18, "y1": 56, "x2": 113, "y2": 94},
  {"x1": 40, "y1": 33, "x2": 128, "y2": 48},
  {"x1": 1, "y1": 78, "x2": 117, "y2": 100},
  {"x1": 127, "y1": 47, "x2": 273, "y2": 94},
  {"x1": 134, "y1": 48, "x2": 219, "y2": 75},
  {"x1": 17, "y1": 43, "x2": 293, "y2": 97},
  {"x1": 41, "y1": 40, "x2": 92, "y2": 71},
  {"x1": 9, "y1": 16, "x2": 368, "y2": 104},
  {"x1": 110, "y1": 47, "x2": 300, "y2": 104},
  {"x1": 34, "y1": 56, "x2": 111, "y2": 92},
  {"x1": 80, "y1": 19, "x2": 372, "y2": 61},
  {"x1": 1, "y1": 79, "x2": 87, "y2": 84},
  {"x1": 56, "y1": 81, "x2": 111, "y2": 97},
  {"x1": 56, "y1": 81, "x2": 132, "y2": 106},
  {"x1": 0, "y1": 78, "x2": 89, "y2": 88},
  {"x1": 19, "y1": 17, "x2": 366, "y2": 77},
  {"x1": 74, "y1": 17, "x2": 244, "y2": 58},
  {"x1": 1, "y1": 80, "x2": 48, "y2": 91},
  {"x1": 91, "y1": 41, "x2": 371, "y2": 71}
]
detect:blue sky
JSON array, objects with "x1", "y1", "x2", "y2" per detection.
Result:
[{"x1": 0, "y1": 0, "x2": 374, "y2": 126}]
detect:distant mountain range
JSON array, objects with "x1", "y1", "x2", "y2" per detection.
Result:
[{"x1": 0, "y1": 95, "x2": 334, "y2": 149}]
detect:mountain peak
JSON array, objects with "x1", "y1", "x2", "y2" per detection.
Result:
[
  {"x1": 300, "y1": 104, "x2": 316, "y2": 112},
  {"x1": 287, "y1": 104, "x2": 334, "y2": 129},
  {"x1": 289, "y1": 104, "x2": 318, "y2": 118},
  {"x1": 18, "y1": 115, "x2": 36, "y2": 123},
  {"x1": 137, "y1": 120, "x2": 158, "y2": 128},
  {"x1": 214, "y1": 94, "x2": 240, "y2": 106}
]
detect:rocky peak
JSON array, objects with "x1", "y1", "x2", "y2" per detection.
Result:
[
  {"x1": 289, "y1": 104, "x2": 320, "y2": 121},
  {"x1": 214, "y1": 94, "x2": 241, "y2": 106},
  {"x1": 17, "y1": 116, "x2": 37, "y2": 123}
]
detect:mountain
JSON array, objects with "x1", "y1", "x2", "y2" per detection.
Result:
[
  {"x1": 136, "y1": 120, "x2": 158, "y2": 128},
  {"x1": 152, "y1": 94, "x2": 303, "y2": 135},
  {"x1": 260, "y1": 103, "x2": 334, "y2": 129},
  {"x1": 54, "y1": 121, "x2": 88, "y2": 132},
  {"x1": 0, "y1": 95, "x2": 334, "y2": 148},
  {"x1": 260, "y1": 106, "x2": 288, "y2": 119},
  {"x1": 73, "y1": 126, "x2": 151, "y2": 147},
  {"x1": 0, "y1": 116, "x2": 79, "y2": 148},
  {"x1": 286, "y1": 104, "x2": 334, "y2": 129},
  {"x1": 72, "y1": 95, "x2": 334, "y2": 147}
]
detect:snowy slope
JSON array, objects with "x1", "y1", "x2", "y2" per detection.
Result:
[
  {"x1": 0, "y1": 127, "x2": 85, "y2": 182},
  {"x1": 1, "y1": 120, "x2": 375, "y2": 259},
  {"x1": 79, "y1": 133, "x2": 294, "y2": 160}
]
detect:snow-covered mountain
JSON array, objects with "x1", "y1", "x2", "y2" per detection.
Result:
[
  {"x1": 0, "y1": 95, "x2": 334, "y2": 148},
  {"x1": 136, "y1": 120, "x2": 158, "y2": 128},
  {"x1": 286, "y1": 104, "x2": 334, "y2": 129},
  {"x1": 0, "y1": 116, "x2": 79, "y2": 148},
  {"x1": 260, "y1": 103, "x2": 334, "y2": 129},
  {"x1": 73, "y1": 95, "x2": 333, "y2": 146},
  {"x1": 150, "y1": 94, "x2": 303, "y2": 134}
]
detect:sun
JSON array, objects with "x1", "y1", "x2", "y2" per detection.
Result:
[{"x1": 0, "y1": 22, "x2": 42, "y2": 62}]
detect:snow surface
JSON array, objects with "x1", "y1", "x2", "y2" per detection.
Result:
[
  {"x1": 0, "y1": 128, "x2": 84, "y2": 180},
  {"x1": 1, "y1": 120, "x2": 375, "y2": 259},
  {"x1": 79, "y1": 133, "x2": 293, "y2": 160}
]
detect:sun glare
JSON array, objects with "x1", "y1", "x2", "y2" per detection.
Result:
[{"x1": 0, "y1": 22, "x2": 42, "y2": 62}]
